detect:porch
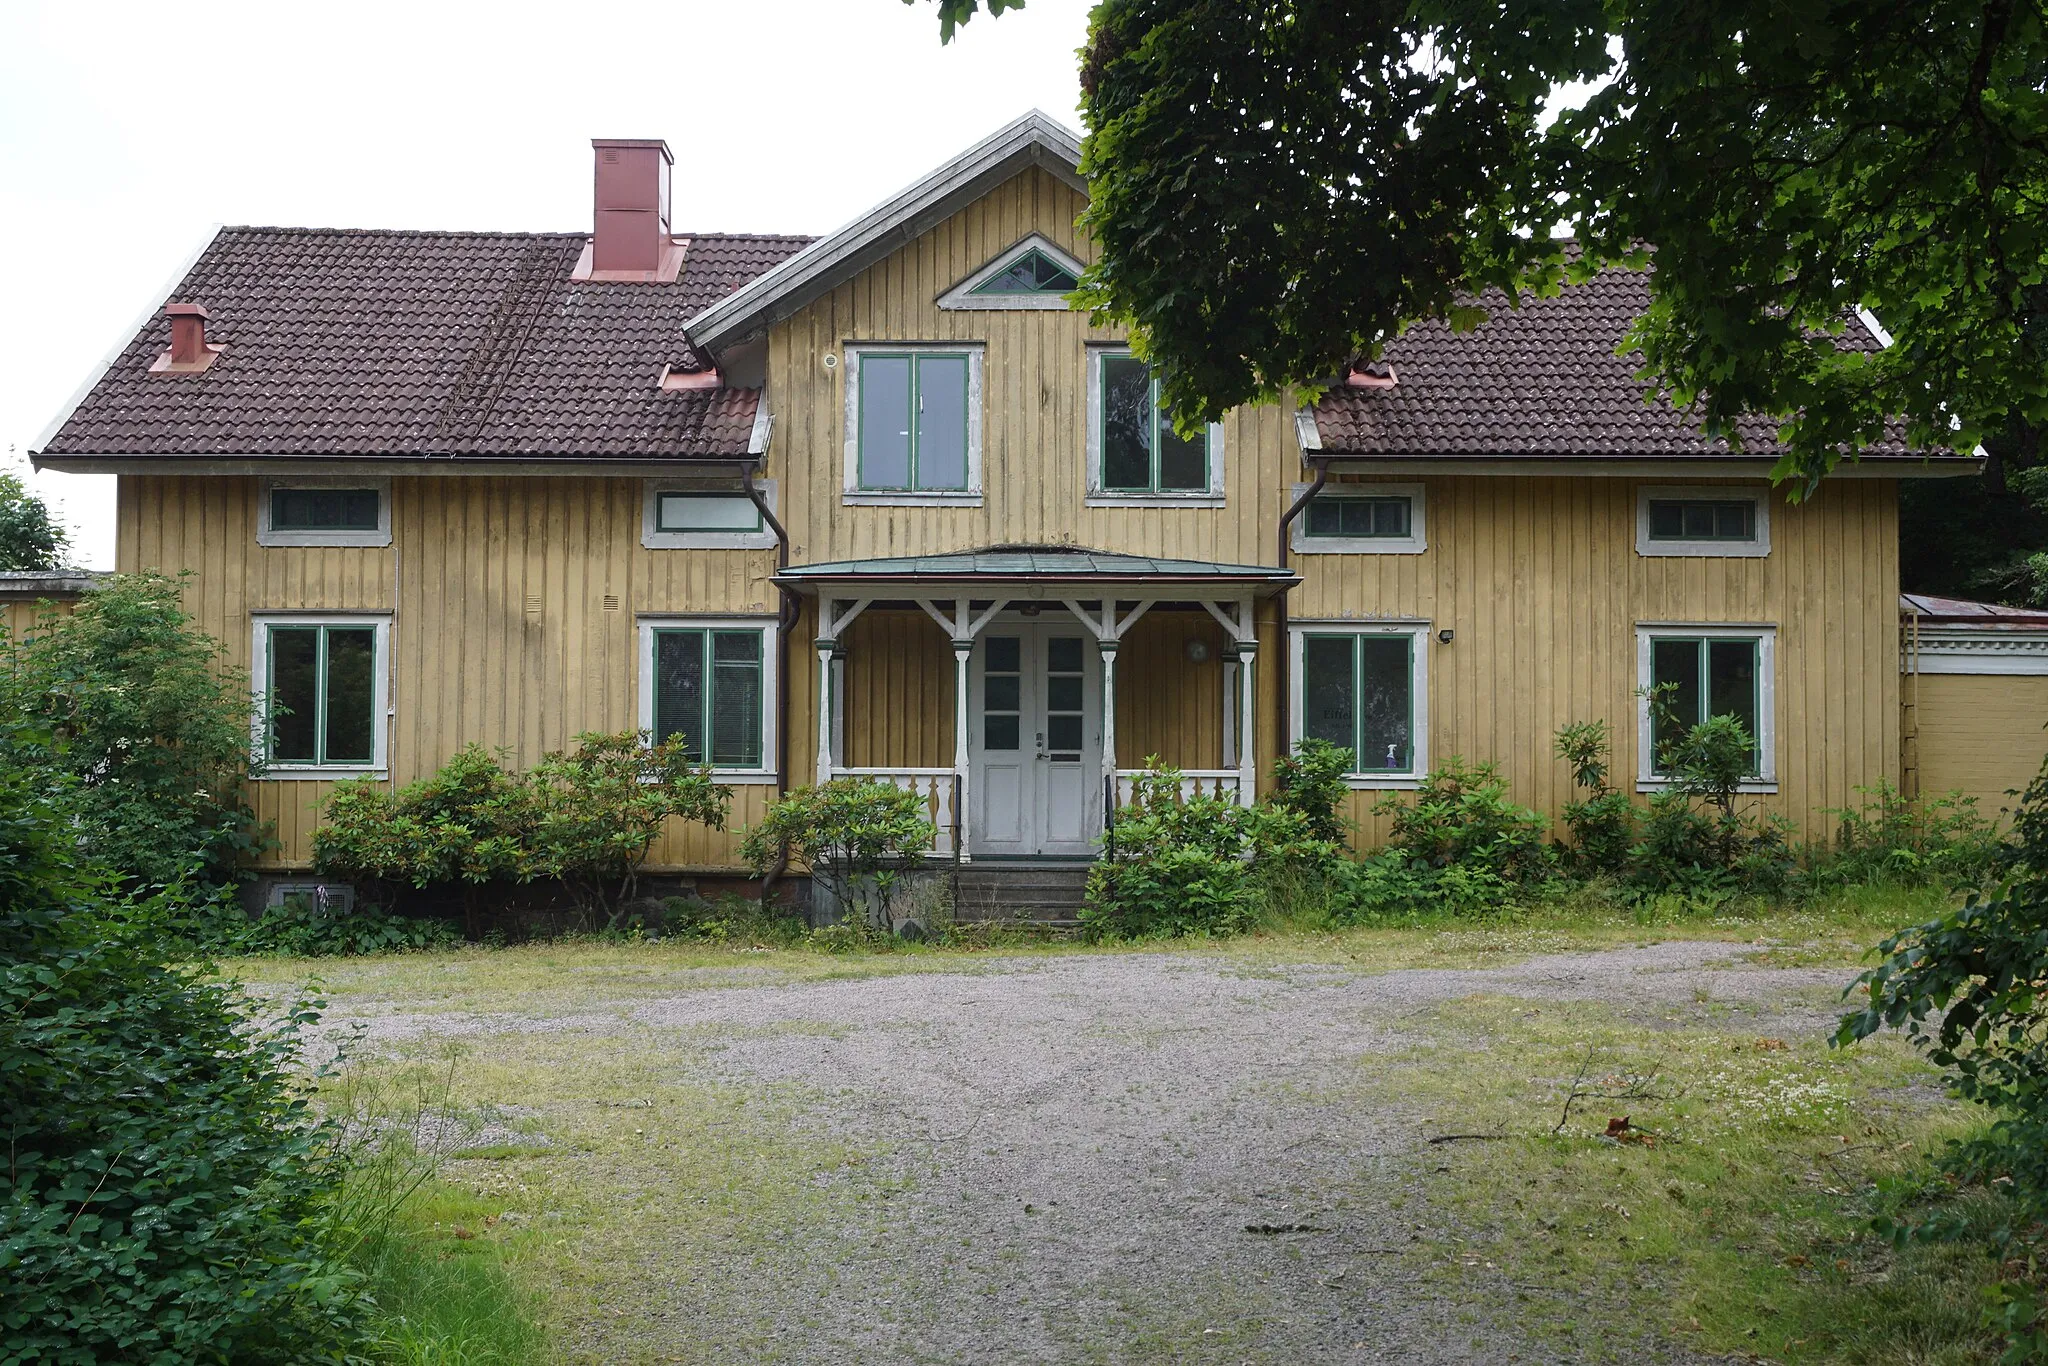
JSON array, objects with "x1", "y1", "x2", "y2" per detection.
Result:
[{"x1": 777, "y1": 549, "x2": 1297, "y2": 864}]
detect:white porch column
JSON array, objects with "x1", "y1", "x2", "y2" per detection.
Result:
[
  {"x1": 1234, "y1": 639, "x2": 1257, "y2": 804},
  {"x1": 815, "y1": 597, "x2": 837, "y2": 786},
  {"x1": 1100, "y1": 637, "x2": 1120, "y2": 815},
  {"x1": 952, "y1": 637, "x2": 973, "y2": 863}
]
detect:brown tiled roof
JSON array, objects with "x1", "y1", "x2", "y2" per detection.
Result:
[
  {"x1": 1309, "y1": 265, "x2": 1956, "y2": 463},
  {"x1": 38, "y1": 228, "x2": 813, "y2": 460}
]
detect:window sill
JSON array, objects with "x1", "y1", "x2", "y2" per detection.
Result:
[
  {"x1": 1084, "y1": 494, "x2": 1225, "y2": 508},
  {"x1": 256, "y1": 532, "x2": 392, "y2": 549},
  {"x1": 1344, "y1": 775, "x2": 1421, "y2": 790},
  {"x1": 258, "y1": 767, "x2": 389, "y2": 782},
  {"x1": 1293, "y1": 538, "x2": 1426, "y2": 556},
  {"x1": 1636, "y1": 542, "x2": 1770, "y2": 559},
  {"x1": 1634, "y1": 778, "x2": 1779, "y2": 795},
  {"x1": 842, "y1": 492, "x2": 984, "y2": 507},
  {"x1": 643, "y1": 533, "x2": 777, "y2": 551}
]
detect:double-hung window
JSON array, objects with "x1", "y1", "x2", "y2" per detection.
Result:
[
  {"x1": 1636, "y1": 626, "x2": 1777, "y2": 786},
  {"x1": 255, "y1": 615, "x2": 390, "y2": 774},
  {"x1": 641, "y1": 621, "x2": 776, "y2": 774},
  {"x1": 1291, "y1": 483, "x2": 1427, "y2": 553},
  {"x1": 1636, "y1": 486, "x2": 1770, "y2": 557},
  {"x1": 1292, "y1": 624, "x2": 1429, "y2": 784},
  {"x1": 846, "y1": 348, "x2": 980, "y2": 499},
  {"x1": 1089, "y1": 351, "x2": 1221, "y2": 500}
]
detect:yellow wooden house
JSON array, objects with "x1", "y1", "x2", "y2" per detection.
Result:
[{"x1": 32, "y1": 113, "x2": 1977, "y2": 908}]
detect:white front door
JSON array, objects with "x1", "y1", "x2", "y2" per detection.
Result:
[{"x1": 969, "y1": 623, "x2": 1103, "y2": 855}]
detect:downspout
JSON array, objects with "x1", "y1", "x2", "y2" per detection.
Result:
[
  {"x1": 1275, "y1": 411, "x2": 1333, "y2": 766},
  {"x1": 742, "y1": 453, "x2": 801, "y2": 903}
]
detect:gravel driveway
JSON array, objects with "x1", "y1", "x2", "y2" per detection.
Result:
[{"x1": 340, "y1": 941, "x2": 1853, "y2": 1364}]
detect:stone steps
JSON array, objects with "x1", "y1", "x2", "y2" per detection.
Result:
[{"x1": 952, "y1": 863, "x2": 1093, "y2": 925}]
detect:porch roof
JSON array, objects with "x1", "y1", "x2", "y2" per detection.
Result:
[{"x1": 775, "y1": 547, "x2": 1299, "y2": 593}]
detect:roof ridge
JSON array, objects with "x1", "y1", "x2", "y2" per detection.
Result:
[{"x1": 211, "y1": 225, "x2": 819, "y2": 242}]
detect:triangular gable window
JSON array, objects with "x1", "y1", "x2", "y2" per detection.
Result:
[
  {"x1": 937, "y1": 234, "x2": 1088, "y2": 311},
  {"x1": 970, "y1": 247, "x2": 1079, "y2": 296}
]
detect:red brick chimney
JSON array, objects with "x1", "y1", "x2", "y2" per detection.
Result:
[
  {"x1": 578, "y1": 138, "x2": 685, "y2": 283},
  {"x1": 150, "y1": 302, "x2": 223, "y2": 374}
]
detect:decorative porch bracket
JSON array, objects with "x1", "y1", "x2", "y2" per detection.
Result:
[
  {"x1": 1198, "y1": 600, "x2": 1259, "y2": 801},
  {"x1": 910, "y1": 597, "x2": 1011, "y2": 865},
  {"x1": 813, "y1": 597, "x2": 872, "y2": 785}
]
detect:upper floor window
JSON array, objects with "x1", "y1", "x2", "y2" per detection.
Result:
[
  {"x1": 1636, "y1": 485, "x2": 1770, "y2": 557},
  {"x1": 257, "y1": 478, "x2": 391, "y2": 547},
  {"x1": 1087, "y1": 351, "x2": 1224, "y2": 503},
  {"x1": 936, "y1": 233, "x2": 1087, "y2": 311},
  {"x1": 641, "y1": 483, "x2": 778, "y2": 549},
  {"x1": 253, "y1": 614, "x2": 391, "y2": 777},
  {"x1": 842, "y1": 346, "x2": 984, "y2": 504},
  {"x1": 1291, "y1": 483, "x2": 1427, "y2": 554}
]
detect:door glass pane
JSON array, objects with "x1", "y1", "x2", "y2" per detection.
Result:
[
  {"x1": 985, "y1": 635, "x2": 1019, "y2": 673},
  {"x1": 1301, "y1": 635, "x2": 1357, "y2": 764},
  {"x1": 983, "y1": 636, "x2": 1021, "y2": 751},
  {"x1": 1357, "y1": 637, "x2": 1411, "y2": 771},
  {"x1": 1101, "y1": 356, "x2": 1153, "y2": 490},
  {"x1": 269, "y1": 628, "x2": 319, "y2": 763},
  {"x1": 984, "y1": 674, "x2": 1021, "y2": 711},
  {"x1": 1707, "y1": 638, "x2": 1760, "y2": 769},
  {"x1": 859, "y1": 356, "x2": 913, "y2": 489},
  {"x1": 914, "y1": 355, "x2": 969, "y2": 491},
  {"x1": 710, "y1": 631, "x2": 763, "y2": 767},
  {"x1": 1650, "y1": 638, "x2": 1703, "y2": 769},
  {"x1": 984, "y1": 714, "x2": 1020, "y2": 750},
  {"x1": 1157, "y1": 403, "x2": 1208, "y2": 491},
  {"x1": 1047, "y1": 714, "x2": 1083, "y2": 752},
  {"x1": 322, "y1": 628, "x2": 377, "y2": 763},
  {"x1": 1046, "y1": 637, "x2": 1083, "y2": 673},
  {"x1": 654, "y1": 631, "x2": 706, "y2": 761},
  {"x1": 1046, "y1": 675, "x2": 1083, "y2": 711}
]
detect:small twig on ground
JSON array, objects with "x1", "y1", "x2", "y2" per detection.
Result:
[
  {"x1": 1554, "y1": 1045, "x2": 1680, "y2": 1135},
  {"x1": 1427, "y1": 1133, "x2": 1508, "y2": 1144}
]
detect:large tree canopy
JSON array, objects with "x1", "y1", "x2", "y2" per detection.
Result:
[{"x1": 921, "y1": 0, "x2": 2048, "y2": 485}]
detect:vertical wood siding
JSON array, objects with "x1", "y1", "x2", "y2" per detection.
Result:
[
  {"x1": 1115, "y1": 611, "x2": 1226, "y2": 770},
  {"x1": 1908, "y1": 673, "x2": 2048, "y2": 824},
  {"x1": 841, "y1": 610, "x2": 954, "y2": 767}
]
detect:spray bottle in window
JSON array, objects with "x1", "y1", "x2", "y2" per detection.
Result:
[{"x1": 1385, "y1": 743, "x2": 1399, "y2": 769}]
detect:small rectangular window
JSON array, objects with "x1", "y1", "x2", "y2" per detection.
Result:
[
  {"x1": 1096, "y1": 352, "x2": 1211, "y2": 494},
  {"x1": 1300, "y1": 631, "x2": 1417, "y2": 774},
  {"x1": 270, "y1": 488, "x2": 380, "y2": 532},
  {"x1": 1305, "y1": 495, "x2": 1411, "y2": 539},
  {"x1": 1647, "y1": 499, "x2": 1755, "y2": 542},
  {"x1": 265, "y1": 623, "x2": 380, "y2": 767},
  {"x1": 653, "y1": 628, "x2": 764, "y2": 769},
  {"x1": 858, "y1": 352, "x2": 971, "y2": 492},
  {"x1": 1647, "y1": 635, "x2": 1762, "y2": 774},
  {"x1": 655, "y1": 493, "x2": 762, "y2": 534}
]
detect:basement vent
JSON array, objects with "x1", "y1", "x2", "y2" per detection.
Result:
[
  {"x1": 603, "y1": 594, "x2": 620, "y2": 612},
  {"x1": 524, "y1": 596, "x2": 543, "y2": 615}
]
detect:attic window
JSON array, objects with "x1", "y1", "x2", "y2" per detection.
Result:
[{"x1": 937, "y1": 234, "x2": 1088, "y2": 311}]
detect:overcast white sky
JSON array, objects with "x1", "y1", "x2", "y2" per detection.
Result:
[{"x1": 0, "y1": 0, "x2": 1093, "y2": 568}]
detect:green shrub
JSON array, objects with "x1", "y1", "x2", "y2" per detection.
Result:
[
  {"x1": 1554, "y1": 719, "x2": 1637, "y2": 874},
  {"x1": 1376, "y1": 758, "x2": 1554, "y2": 881},
  {"x1": 236, "y1": 895, "x2": 459, "y2": 957},
  {"x1": 1812, "y1": 780, "x2": 2003, "y2": 892},
  {"x1": 741, "y1": 778, "x2": 935, "y2": 931},
  {"x1": 656, "y1": 893, "x2": 806, "y2": 946},
  {"x1": 1084, "y1": 762, "x2": 1263, "y2": 939},
  {"x1": 0, "y1": 751, "x2": 354, "y2": 1363},
  {"x1": 0, "y1": 572, "x2": 262, "y2": 889},
  {"x1": 1270, "y1": 737, "x2": 1355, "y2": 845}
]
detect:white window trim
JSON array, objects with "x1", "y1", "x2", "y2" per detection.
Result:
[
  {"x1": 1084, "y1": 346, "x2": 1227, "y2": 506},
  {"x1": 1634, "y1": 622, "x2": 1779, "y2": 793},
  {"x1": 1635, "y1": 484, "x2": 1771, "y2": 558},
  {"x1": 256, "y1": 476, "x2": 392, "y2": 548},
  {"x1": 1289, "y1": 482, "x2": 1427, "y2": 554},
  {"x1": 636, "y1": 614, "x2": 780, "y2": 784},
  {"x1": 841, "y1": 344, "x2": 985, "y2": 506},
  {"x1": 1287, "y1": 618, "x2": 1431, "y2": 790},
  {"x1": 935, "y1": 232, "x2": 1087, "y2": 311},
  {"x1": 250, "y1": 612, "x2": 393, "y2": 780},
  {"x1": 641, "y1": 480, "x2": 777, "y2": 550}
]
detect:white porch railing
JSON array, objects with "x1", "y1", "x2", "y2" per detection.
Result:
[
  {"x1": 1114, "y1": 769, "x2": 1247, "y2": 806},
  {"x1": 830, "y1": 767, "x2": 961, "y2": 857}
]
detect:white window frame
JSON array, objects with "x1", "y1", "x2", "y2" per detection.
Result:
[
  {"x1": 250, "y1": 612, "x2": 393, "y2": 780},
  {"x1": 935, "y1": 232, "x2": 1087, "y2": 311},
  {"x1": 1634, "y1": 623, "x2": 1779, "y2": 792},
  {"x1": 840, "y1": 344, "x2": 985, "y2": 506},
  {"x1": 1636, "y1": 484, "x2": 1771, "y2": 558},
  {"x1": 636, "y1": 614, "x2": 780, "y2": 783},
  {"x1": 641, "y1": 480, "x2": 777, "y2": 550},
  {"x1": 256, "y1": 476, "x2": 392, "y2": 548},
  {"x1": 1085, "y1": 346, "x2": 1226, "y2": 506},
  {"x1": 1287, "y1": 619, "x2": 1431, "y2": 789},
  {"x1": 1289, "y1": 482, "x2": 1427, "y2": 554}
]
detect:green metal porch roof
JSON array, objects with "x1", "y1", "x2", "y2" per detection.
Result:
[{"x1": 775, "y1": 547, "x2": 1299, "y2": 589}]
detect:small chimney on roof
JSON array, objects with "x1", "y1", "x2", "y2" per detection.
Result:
[
  {"x1": 150, "y1": 302, "x2": 223, "y2": 374},
  {"x1": 577, "y1": 138, "x2": 686, "y2": 283}
]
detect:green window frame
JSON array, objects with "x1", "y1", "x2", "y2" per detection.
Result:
[
  {"x1": 654, "y1": 492, "x2": 763, "y2": 534},
  {"x1": 1646, "y1": 498, "x2": 1757, "y2": 542},
  {"x1": 1647, "y1": 635, "x2": 1763, "y2": 775},
  {"x1": 652, "y1": 627, "x2": 765, "y2": 769},
  {"x1": 856, "y1": 351, "x2": 972, "y2": 492},
  {"x1": 1304, "y1": 494, "x2": 1412, "y2": 539},
  {"x1": 271, "y1": 487, "x2": 380, "y2": 532},
  {"x1": 1299, "y1": 631, "x2": 1417, "y2": 775},
  {"x1": 265, "y1": 623, "x2": 380, "y2": 767},
  {"x1": 1096, "y1": 352, "x2": 1211, "y2": 494},
  {"x1": 968, "y1": 247, "x2": 1079, "y2": 296}
]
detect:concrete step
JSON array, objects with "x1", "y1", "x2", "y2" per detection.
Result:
[{"x1": 952, "y1": 864, "x2": 1093, "y2": 923}]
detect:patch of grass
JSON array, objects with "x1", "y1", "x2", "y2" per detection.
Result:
[
  {"x1": 351, "y1": 1177, "x2": 547, "y2": 1365},
  {"x1": 1373, "y1": 993, "x2": 2013, "y2": 1364}
]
